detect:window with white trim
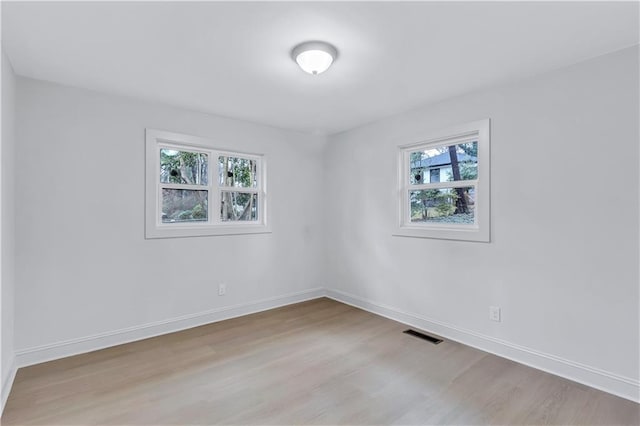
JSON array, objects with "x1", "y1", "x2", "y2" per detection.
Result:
[
  {"x1": 395, "y1": 119, "x2": 490, "y2": 242},
  {"x1": 145, "y1": 129, "x2": 269, "y2": 238}
]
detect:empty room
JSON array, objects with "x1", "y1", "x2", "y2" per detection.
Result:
[{"x1": 1, "y1": 1, "x2": 639, "y2": 425}]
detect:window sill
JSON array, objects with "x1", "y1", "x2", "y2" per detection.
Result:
[
  {"x1": 145, "y1": 223, "x2": 272, "y2": 239},
  {"x1": 393, "y1": 225, "x2": 490, "y2": 242}
]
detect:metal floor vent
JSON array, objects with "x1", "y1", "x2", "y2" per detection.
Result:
[{"x1": 403, "y1": 329, "x2": 443, "y2": 344}]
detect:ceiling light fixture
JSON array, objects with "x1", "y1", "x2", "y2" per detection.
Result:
[{"x1": 291, "y1": 41, "x2": 338, "y2": 75}]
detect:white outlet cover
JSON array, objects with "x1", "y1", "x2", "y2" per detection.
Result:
[{"x1": 489, "y1": 306, "x2": 501, "y2": 322}]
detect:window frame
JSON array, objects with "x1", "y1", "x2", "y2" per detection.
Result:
[
  {"x1": 394, "y1": 119, "x2": 490, "y2": 242},
  {"x1": 145, "y1": 129, "x2": 270, "y2": 239}
]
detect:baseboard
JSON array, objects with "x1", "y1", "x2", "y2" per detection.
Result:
[
  {"x1": 326, "y1": 288, "x2": 640, "y2": 404},
  {"x1": 12, "y1": 287, "x2": 639, "y2": 404},
  {"x1": 15, "y1": 287, "x2": 326, "y2": 368},
  {"x1": 1, "y1": 354, "x2": 17, "y2": 414}
]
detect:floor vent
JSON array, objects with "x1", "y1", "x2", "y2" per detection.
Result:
[{"x1": 403, "y1": 329, "x2": 443, "y2": 344}]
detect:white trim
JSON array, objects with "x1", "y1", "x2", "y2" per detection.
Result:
[
  {"x1": 7, "y1": 289, "x2": 639, "y2": 405},
  {"x1": 15, "y1": 288, "x2": 325, "y2": 368},
  {"x1": 326, "y1": 288, "x2": 640, "y2": 403},
  {"x1": 1, "y1": 354, "x2": 16, "y2": 414},
  {"x1": 396, "y1": 119, "x2": 490, "y2": 242},
  {"x1": 408, "y1": 180, "x2": 478, "y2": 191},
  {"x1": 145, "y1": 129, "x2": 271, "y2": 239}
]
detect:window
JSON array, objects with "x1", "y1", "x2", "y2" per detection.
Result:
[
  {"x1": 145, "y1": 129, "x2": 269, "y2": 238},
  {"x1": 395, "y1": 119, "x2": 490, "y2": 242}
]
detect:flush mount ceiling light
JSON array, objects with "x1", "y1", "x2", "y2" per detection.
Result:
[{"x1": 291, "y1": 41, "x2": 338, "y2": 75}]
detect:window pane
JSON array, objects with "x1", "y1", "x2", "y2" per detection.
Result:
[
  {"x1": 160, "y1": 149, "x2": 208, "y2": 185},
  {"x1": 219, "y1": 156, "x2": 257, "y2": 188},
  {"x1": 410, "y1": 141, "x2": 477, "y2": 184},
  {"x1": 162, "y1": 189, "x2": 208, "y2": 223},
  {"x1": 410, "y1": 187, "x2": 475, "y2": 224},
  {"x1": 220, "y1": 192, "x2": 258, "y2": 221}
]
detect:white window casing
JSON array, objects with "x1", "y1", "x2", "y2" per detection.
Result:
[
  {"x1": 394, "y1": 119, "x2": 490, "y2": 242},
  {"x1": 145, "y1": 129, "x2": 270, "y2": 239}
]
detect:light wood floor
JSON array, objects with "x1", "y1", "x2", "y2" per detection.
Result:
[{"x1": 2, "y1": 298, "x2": 639, "y2": 425}]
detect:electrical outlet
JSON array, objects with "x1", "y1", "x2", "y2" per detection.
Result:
[
  {"x1": 489, "y1": 306, "x2": 501, "y2": 322},
  {"x1": 218, "y1": 283, "x2": 226, "y2": 296}
]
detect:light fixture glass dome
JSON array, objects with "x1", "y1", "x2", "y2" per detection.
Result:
[{"x1": 291, "y1": 41, "x2": 338, "y2": 75}]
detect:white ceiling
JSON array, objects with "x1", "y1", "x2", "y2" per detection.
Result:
[{"x1": 2, "y1": 1, "x2": 638, "y2": 135}]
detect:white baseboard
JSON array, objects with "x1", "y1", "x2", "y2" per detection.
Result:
[
  {"x1": 15, "y1": 288, "x2": 326, "y2": 368},
  {"x1": 11, "y1": 287, "x2": 639, "y2": 405},
  {"x1": 326, "y1": 288, "x2": 640, "y2": 404},
  {"x1": 1, "y1": 354, "x2": 17, "y2": 414}
]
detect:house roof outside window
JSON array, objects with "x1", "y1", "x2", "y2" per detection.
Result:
[{"x1": 410, "y1": 151, "x2": 477, "y2": 170}]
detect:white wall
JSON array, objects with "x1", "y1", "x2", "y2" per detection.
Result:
[
  {"x1": 14, "y1": 78, "x2": 326, "y2": 359},
  {"x1": 325, "y1": 46, "x2": 639, "y2": 400},
  {"x1": 1, "y1": 48, "x2": 17, "y2": 408}
]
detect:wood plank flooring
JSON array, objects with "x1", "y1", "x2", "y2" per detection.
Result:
[{"x1": 2, "y1": 298, "x2": 639, "y2": 425}]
